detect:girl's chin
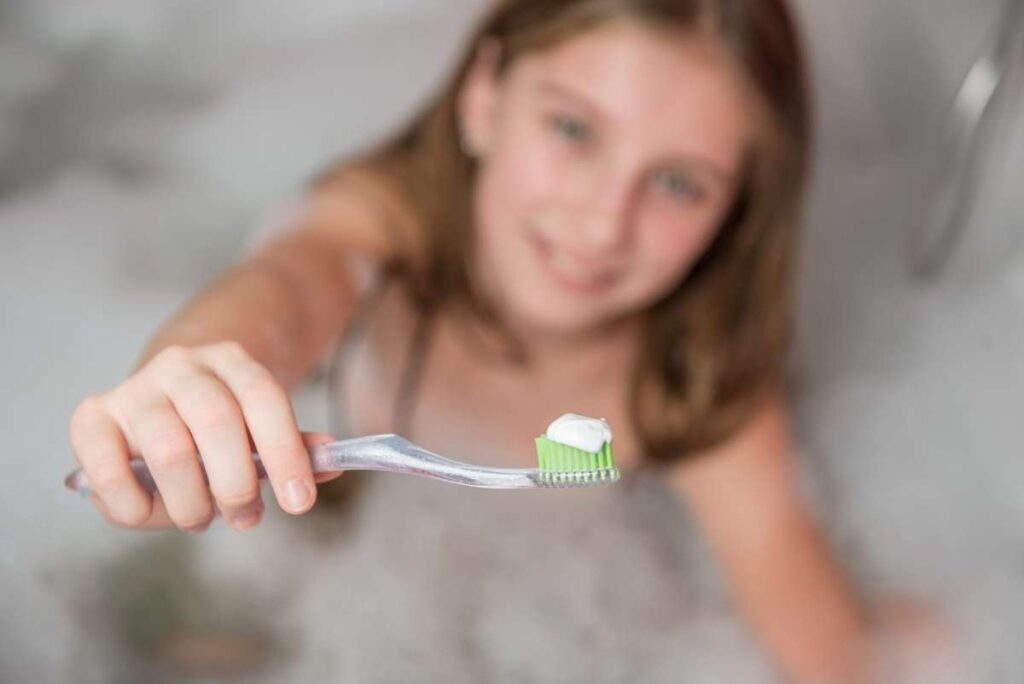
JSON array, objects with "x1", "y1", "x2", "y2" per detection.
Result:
[{"x1": 502, "y1": 295, "x2": 621, "y2": 340}]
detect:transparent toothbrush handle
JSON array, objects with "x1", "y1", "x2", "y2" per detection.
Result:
[{"x1": 63, "y1": 433, "x2": 540, "y2": 496}]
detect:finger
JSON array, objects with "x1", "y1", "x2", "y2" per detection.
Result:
[
  {"x1": 303, "y1": 432, "x2": 344, "y2": 483},
  {"x1": 70, "y1": 396, "x2": 153, "y2": 526},
  {"x1": 212, "y1": 489, "x2": 265, "y2": 531},
  {"x1": 156, "y1": 364, "x2": 262, "y2": 530},
  {"x1": 199, "y1": 343, "x2": 316, "y2": 515},
  {"x1": 118, "y1": 383, "x2": 213, "y2": 532},
  {"x1": 92, "y1": 489, "x2": 182, "y2": 531},
  {"x1": 137, "y1": 490, "x2": 181, "y2": 530}
]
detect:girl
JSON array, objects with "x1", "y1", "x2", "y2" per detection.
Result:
[{"x1": 69, "y1": 0, "x2": 875, "y2": 680}]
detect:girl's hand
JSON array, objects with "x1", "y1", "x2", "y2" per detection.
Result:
[{"x1": 69, "y1": 342, "x2": 341, "y2": 532}]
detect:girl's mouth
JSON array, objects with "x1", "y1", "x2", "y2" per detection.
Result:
[{"x1": 529, "y1": 233, "x2": 620, "y2": 295}]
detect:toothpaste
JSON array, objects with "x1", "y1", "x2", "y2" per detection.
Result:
[{"x1": 545, "y1": 413, "x2": 613, "y2": 454}]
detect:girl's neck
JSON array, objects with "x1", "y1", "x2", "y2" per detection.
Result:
[{"x1": 443, "y1": 303, "x2": 643, "y2": 387}]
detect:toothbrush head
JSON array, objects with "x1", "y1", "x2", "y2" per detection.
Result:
[{"x1": 534, "y1": 434, "x2": 620, "y2": 487}]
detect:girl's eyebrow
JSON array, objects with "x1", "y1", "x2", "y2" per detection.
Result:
[
  {"x1": 534, "y1": 78, "x2": 734, "y2": 188},
  {"x1": 535, "y1": 79, "x2": 607, "y2": 122}
]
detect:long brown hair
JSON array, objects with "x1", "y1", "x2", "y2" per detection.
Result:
[{"x1": 315, "y1": 0, "x2": 811, "y2": 464}]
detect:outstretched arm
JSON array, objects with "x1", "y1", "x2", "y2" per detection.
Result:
[
  {"x1": 668, "y1": 392, "x2": 870, "y2": 683},
  {"x1": 138, "y1": 168, "x2": 403, "y2": 387}
]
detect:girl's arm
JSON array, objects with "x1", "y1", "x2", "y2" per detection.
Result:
[
  {"x1": 137, "y1": 168, "x2": 407, "y2": 386},
  {"x1": 667, "y1": 392, "x2": 871, "y2": 684},
  {"x1": 69, "y1": 167, "x2": 412, "y2": 532}
]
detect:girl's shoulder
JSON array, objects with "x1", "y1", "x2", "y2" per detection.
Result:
[{"x1": 305, "y1": 160, "x2": 427, "y2": 272}]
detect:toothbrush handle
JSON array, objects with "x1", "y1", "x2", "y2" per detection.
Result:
[
  {"x1": 63, "y1": 450, "x2": 278, "y2": 497},
  {"x1": 63, "y1": 434, "x2": 542, "y2": 496},
  {"x1": 313, "y1": 435, "x2": 541, "y2": 488}
]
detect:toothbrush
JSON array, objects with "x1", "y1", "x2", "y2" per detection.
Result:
[{"x1": 64, "y1": 414, "x2": 620, "y2": 495}]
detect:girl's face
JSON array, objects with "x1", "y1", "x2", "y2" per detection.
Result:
[{"x1": 461, "y1": 22, "x2": 752, "y2": 338}]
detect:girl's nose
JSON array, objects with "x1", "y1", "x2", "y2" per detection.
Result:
[{"x1": 577, "y1": 171, "x2": 633, "y2": 254}]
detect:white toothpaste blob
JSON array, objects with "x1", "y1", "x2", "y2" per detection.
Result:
[{"x1": 545, "y1": 413, "x2": 613, "y2": 453}]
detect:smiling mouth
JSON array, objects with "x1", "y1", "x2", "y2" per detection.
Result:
[{"x1": 530, "y1": 234, "x2": 620, "y2": 294}]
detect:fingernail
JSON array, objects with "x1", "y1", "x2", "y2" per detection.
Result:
[
  {"x1": 186, "y1": 520, "x2": 212, "y2": 534},
  {"x1": 285, "y1": 478, "x2": 312, "y2": 513},
  {"x1": 233, "y1": 509, "x2": 262, "y2": 530}
]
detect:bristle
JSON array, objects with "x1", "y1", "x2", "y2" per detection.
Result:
[
  {"x1": 534, "y1": 436, "x2": 618, "y2": 487},
  {"x1": 536, "y1": 468, "x2": 621, "y2": 488}
]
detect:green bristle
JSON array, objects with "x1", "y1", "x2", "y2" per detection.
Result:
[{"x1": 534, "y1": 435, "x2": 614, "y2": 472}]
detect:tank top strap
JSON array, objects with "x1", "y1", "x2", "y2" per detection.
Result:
[
  {"x1": 325, "y1": 278, "x2": 433, "y2": 440},
  {"x1": 326, "y1": 278, "x2": 385, "y2": 440}
]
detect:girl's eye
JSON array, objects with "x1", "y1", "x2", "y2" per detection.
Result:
[
  {"x1": 653, "y1": 169, "x2": 705, "y2": 203},
  {"x1": 549, "y1": 114, "x2": 591, "y2": 144}
]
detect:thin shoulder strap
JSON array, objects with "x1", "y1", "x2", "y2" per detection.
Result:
[
  {"x1": 326, "y1": 278, "x2": 389, "y2": 440},
  {"x1": 392, "y1": 308, "x2": 435, "y2": 439}
]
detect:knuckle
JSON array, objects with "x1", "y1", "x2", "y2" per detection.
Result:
[
  {"x1": 216, "y1": 487, "x2": 260, "y2": 509},
  {"x1": 261, "y1": 440, "x2": 308, "y2": 467},
  {"x1": 108, "y1": 377, "x2": 141, "y2": 406},
  {"x1": 203, "y1": 340, "x2": 248, "y2": 368},
  {"x1": 151, "y1": 345, "x2": 194, "y2": 374},
  {"x1": 188, "y1": 394, "x2": 240, "y2": 433},
  {"x1": 69, "y1": 394, "x2": 107, "y2": 434},
  {"x1": 110, "y1": 503, "x2": 152, "y2": 528},
  {"x1": 87, "y1": 460, "x2": 129, "y2": 493},
  {"x1": 76, "y1": 393, "x2": 106, "y2": 415},
  {"x1": 159, "y1": 344, "x2": 192, "y2": 363},
  {"x1": 144, "y1": 430, "x2": 196, "y2": 470},
  {"x1": 238, "y1": 366, "x2": 286, "y2": 397},
  {"x1": 216, "y1": 340, "x2": 248, "y2": 359},
  {"x1": 147, "y1": 448, "x2": 194, "y2": 472},
  {"x1": 237, "y1": 372, "x2": 283, "y2": 405}
]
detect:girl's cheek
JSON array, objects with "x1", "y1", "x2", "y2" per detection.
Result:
[
  {"x1": 642, "y1": 216, "x2": 717, "y2": 277},
  {"x1": 475, "y1": 150, "x2": 553, "y2": 267},
  {"x1": 493, "y1": 119, "x2": 566, "y2": 206}
]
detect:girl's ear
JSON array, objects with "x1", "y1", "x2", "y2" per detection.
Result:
[{"x1": 457, "y1": 39, "x2": 503, "y2": 159}]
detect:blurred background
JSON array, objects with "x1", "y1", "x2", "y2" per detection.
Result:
[{"x1": 1, "y1": 0, "x2": 1022, "y2": 681}]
